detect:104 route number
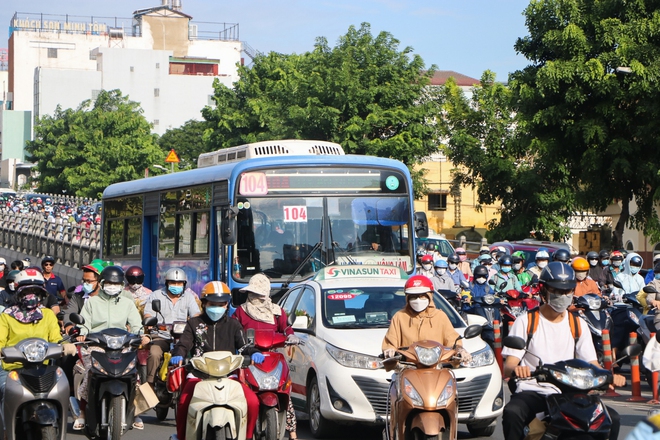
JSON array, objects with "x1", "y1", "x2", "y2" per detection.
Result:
[{"x1": 283, "y1": 206, "x2": 307, "y2": 222}]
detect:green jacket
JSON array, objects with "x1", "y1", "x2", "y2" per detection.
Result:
[{"x1": 80, "y1": 290, "x2": 142, "y2": 335}]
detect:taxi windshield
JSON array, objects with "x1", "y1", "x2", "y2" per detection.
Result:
[{"x1": 321, "y1": 287, "x2": 464, "y2": 329}]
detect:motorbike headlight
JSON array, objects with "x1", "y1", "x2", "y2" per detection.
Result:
[
  {"x1": 22, "y1": 340, "x2": 49, "y2": 363},
  {"x1": 326, "y1": 344, "x2": 382, "y2": 370},
  {"x1": 587, "y1": 297, "x2": 601, "y2": 310},
  {"x1": 511, "y1": 306, "x2": 523, "y2": 317},
  {"x1": 436, "y1": 378, "x2": 454, "y2": 407},
  {"x1": 550, "y1": 366, "x2": 608, "y2": 390},
  {"x1": 122, "y1": 358, "x2": 137, "y2": 376},
  {"x1": 461, "y1": 345, "x2": 495, "y2": 368},
  {"x1": 483, "y1": 294, "x2": 495, "y2": 305},
  {"x1": 629, "y1": 311, "x2": 640, "y2": 325},
  {"x1": 248, "y1": 361, "x2": 283, "y2": 390},
  {"x1": 403, "y1": 378, "x2": 423, "y2": 406},
  {"x1": 105, "y1": 335, "x2": 125, "y2": 350},
  {"x1": 414, "y1": 346, "x2": 441, "y2": 366}
]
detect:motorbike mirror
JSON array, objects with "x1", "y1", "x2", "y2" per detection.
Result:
[
  {"x1": 69, "y1": 313, "x2": 85, "y2": 325},
  {"x1": 644, "y1": 286, "x2": 659, "y2": 294},
  {"x1": 502, "y1": 336, "x2": 527, "y2": 350},
  {"x1": 499, "y1": 282, "x2": 507, "y2": 290},
  {"x1": 617, "y1": 344, "x2": 643, "y2": 363},
  {"x1": 152, "y1": 299, "x2": 161, "y2": 313},
  {"x1": 488, "y1": 279, "x2": 496, "y2": 286},
  {"x1": 56, "y1": 311, "x2": 65, "y2": 321},
  {"x1": 460, "y1": 280, "x2": 470, "y2": 289},
  {"x1": 143, "y1": 316, "x2": 158, "y2": 327},
  {"x1": 612, "y1": 280, "x2": 623, "y2": 289},
  {"x1": 246, "y1": 328, "x2": 255, "y2": 342},
  {"x1": 67, "y1": 286, "x2": 77, "y2": 298},
  {"x1": 463, "y1": 324, "x2": 483, "y2": 339},
  {"x1": 656, "y1": 332, "x2": 660, "y2": 343}
]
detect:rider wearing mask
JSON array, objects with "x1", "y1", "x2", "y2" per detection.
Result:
[
  {"x1": 571, "y1": 257, "x2": 601, "y2": 297},
  {"x1": 638, "y1": 263, "x2": 660, "y2": 321},
  {"x1": 501, "y1": 262, "x2": 625, "y2": 440},
  {"x1": 472, "y1": 246, "x2": 491, "y2": 272},
  {"x1": 586, "y1": 251, "x2": 601, "y2": 283},
  {"x1": 431, "y1": 259, "x2": 456, "y2": 293},
  {"x1": 382, "y1": 275, "x2": 471, "y2": 361},
  {"x1": 418, "y1": 254, "x2": 435, "y2": 278},
  {"x1": 0, "y1": 270, "x2": 20, "y2": 309},
  {"x1": 645, "y1": 254, "x2": 660, "y2": 284},
  {"x1": 492, "y1": 255, "x2": 523, "y2": 294},
  {"x1": 446, "y1": 254, "x2": 465, "y2": 287},
  {"x1": 597, "y1": 250, "x2": 615, "y2": 289},
  {"x1": 613, "y1": 253, "x2": 645, "y2": 302},
  {"x1": 454, "y1": 247, "x2": 472, "y2": 280},
  {"x1": 143, "y1": 268, "x2": 200, "y2": 388},
  {"x1": 170, "y1": 281, "x2": 261, "y2": 440},
  {"x1": 470, "y1": 265, "x2": 493, "y2": 300},
  {"x1": 233, "y1": 274, "x2": 300, "y2": 440},
  {"x1": 124, "y1": 266, "x2": 152, "y2": 315},
  {"x1": 552, "y1": 249, "x2": 571, "y2": 264},
  {"x1": 528, "y1": 251, "x2": 550, "y2": 278},
  {"x1": 610, "y1": 251, "x2": 625, "y2": 277},
  {"x1": 512, "y1": 252, "x2": 533, "y2": 286}
]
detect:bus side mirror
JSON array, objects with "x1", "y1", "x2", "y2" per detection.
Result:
[
  {"x1": 221, "y1": 206, "x2": 238, "y2": 246},
  {"x1": 414, "y1": 212, "x2": 428, "y2": 238}
]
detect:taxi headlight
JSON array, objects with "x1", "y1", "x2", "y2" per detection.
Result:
[
  {"x1": 22, "y1": 340, "x2": 49, "y2": 363},
  {"x1": 550, "y1": 366, "x2": 608, "y2": 390},
  {"x1": 436, "y1": 378, "x2": 454, "y2": 407},
  {"x1": 461, "y1": 346, "x2": 495, "y2": 368},
  {"x1": 403, "y1": 378, "x2": 423, "y2": 406},
  {"x1": 326, "y1": 344, "x2": 382, "y2": 370},
  {"x1": 248, "y1": 362, "x2": 283, "y2": 390},
  {"x1": 105, "y1": 335, "x2": 125, "y2": 350},
  {"x1": 414, "y1": 346, "x2": 441, "y2": 366}
]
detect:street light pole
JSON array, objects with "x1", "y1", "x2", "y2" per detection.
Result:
[{"x1": 152, "y1": 164, "x2": 169, "y2": 173}]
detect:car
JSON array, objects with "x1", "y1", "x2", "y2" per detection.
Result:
[
  {"x1": 490, "y1": 239, "x2": 573, "y2": 265},
  {"x1": 417, "y1": 234, "x2": 456, "y2": 258},
  {"x1": 278, "y1": 265, "x2": 503, "y2": 438}
]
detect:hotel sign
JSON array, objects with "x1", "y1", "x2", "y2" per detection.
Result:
[{"x1": 12, "y1": 18, "x2": 109, "y2": 34}]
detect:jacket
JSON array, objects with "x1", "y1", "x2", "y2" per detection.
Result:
[
  {"x1": 382, "y1": 291, "x2": 460, "y2": 351},
  {"x1": 79, "y1": 290, "x2": 142, "y2": 335},
  {"x1": 492, "y1": 271, "x2": 523, "y2": 293},
  {"x1": 614, "y1": 252, "x2": 645, "y2": 300},
  {"x1": 574, "y1": 278, "x2": 600, "y2": 297},
  {"x1": 233, "y1": 306, "x2": 293, "y2": 335},
  {"x1": 172, "y1": 313, "x2": 258, "y2": 359},
  {"x1": 0, "y1": 308, "x2": 62, "y2": 370},
  {"x1": 638, "y1": 279, "x2": 660, "y2": 314}
]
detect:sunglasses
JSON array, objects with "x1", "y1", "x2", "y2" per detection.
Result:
[{"x1": 43, "y1": 263, "x2": 54, "y2": 267}]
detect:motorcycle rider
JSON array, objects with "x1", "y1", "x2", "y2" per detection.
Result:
[
  {"x1": 645, "y1": 254, "x2": 660, "y2": 284},
  {"x1": 0, "y1": 270, "x2": 20, "y2": 308},
  {"x1": 454, "y1": 247, "x2": 472, "y2": 280},
  {"x1": 512, "y1": 252, "x2": 533, "y2": 286},
  {"x1": 572, "y1": 257, "x2": 601, "y2": 297},
  {"x1": 169, "y1": 281, "x2": 261, "y2": 440},
  {"x1": 471, "y1": 246, "x2": 491, "y2": 272},
  {"x1": 418, "y1": 254, "x2": 435, "y2": 278},
  {"x1": 552, "y1": 248, "x2": 571, "y2": 264},
  {"x1": 233, "y1": 274, "x2": 300, "y2": 440},
  {"x1": 528, "y1": 250, "x2": 550, "y2": 278},
  {"x1": 431, "y1": 259, "x2": 456, "y2": 293},
  {"x1": 41, "y1": 255, "x2": 67, "y2": 305},
  {"x1": 446, "y1": 254, "x2": 465, "y2": 286},
  {"x1": 501, "y1": 262, "x2": 625, "y2": 440},
  {"x1": 597, "y1": 250, "x2": 615, "y2": 289},
  {"x1": 613, "y1": 252, "x2": 645, "y2": 302},
  {"x1": 610, "y1": 251, "x2": 625, "y2": 277},
  {"x1": 586, "y1": 251, "x2": 601, "y2": 282},
  {"x1": 491, "y1": 255, "x2": 523, "y2": 294},
  {"x1": 125, "y1": 266, "x2": 152, "y2": 315},
  {"x1": 0, "y1": 269, "x2": 76, "y2": 423},
  {"x1": 637, "y1": 263, "x2": 660, "y2": 327},
  {"x1": 143, "y1": 268, "x2": 200, "y2": 388},
  {"x1": 469, "y1": 265, "x2": 493, "y2": 300}
]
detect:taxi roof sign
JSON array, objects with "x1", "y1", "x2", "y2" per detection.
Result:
[
  {"x1": 314, "y1": 265, "x2": 408, "y2": 281},
  {"x1": 165, "y1": 149, "x2": 180, "y2": 163}
]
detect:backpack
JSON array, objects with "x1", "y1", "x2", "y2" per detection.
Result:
[{"x1": 526, "y1": 308, "x2": 581, "y2": 357}]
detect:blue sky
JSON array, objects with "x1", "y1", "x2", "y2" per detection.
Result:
[{"x1": 3, "y1": 0, "x2": 532, "y2": 81}]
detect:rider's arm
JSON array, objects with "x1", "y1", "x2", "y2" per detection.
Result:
[
  {"x1": 171, "y1": 321, "x2": 194, "y2": 357},
  {"x1": 187, "y1": 294, "x2": 201, "y2": 318},
  {"x1": 126, "y1": 299, "x2": 143, "y2": 334},
  {"x1": 142, "y1": 293, "x2": 155, "y2": 318},
  {"x1": 381, "y1": 312, "x2": 402, "y2": 352},
  {"x1": 504, "y1": 355, "x2": 531, "y2": 378}
]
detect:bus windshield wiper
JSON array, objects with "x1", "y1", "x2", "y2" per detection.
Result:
[{"x1": 280, "y1": 240, "x2": 324, "y2": 291}]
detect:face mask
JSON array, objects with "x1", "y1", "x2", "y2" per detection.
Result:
[
  {"x1": 475, "y1": 277, "x2": 487, "y2": 285},
  {"x1": 206, "y1": 306, "x2": 226, "y2": 321},
  {"x1": 655, "y1": 273, "x2": 660, "y2": 280},
  {"x1": 537, "y1": 261, "x2": 548, "y2": 269},
  {"x1": 613, "y1": 261, "x2": 622, "y2": 267},
  {"x1": 630, "y1": 266, "x2": 641, "y2": 275},
  {"x1": 104, "y1": 284, "x2": 122, "y2": 296},
  {"x1": 501, "y1": 266, "x2": 512, "y2": 273},
  {"x1": 248, "y1": 292, "x2": 266, "y2": 303},
  {"x1": 448, "y1": 263, "x2": 458, "y2": 270},
  {"x1": 458, "y1": 255, "x2": 467, "y2": 262},
  {"x1": 435, "y1": 268, "x2": 447, "y2": 276},
  {"x1": 82, "y1": 283, "x2": 96, "y2": 294},
  {"x1": 588, "y1": 259, "x2": 598, "y2": 267},
  {"x1": 7, "y1": 282, "x2": 15, "y2": 292},
  {"x1": 513, "y1": 263, "x2": 522, "y2": 271},
  {"x1": 409, "y1": 297, "x2": 430, "y2": 312},
  {"x1": 601, "y1": 259, "x2": 610, "y2": 266},
  {"x1": 20, "y1": 293, "x2": 40, "y2": 310},
  {"x1": 128, "y1": 284, "x2": 142, "y2": 292},
  {"x1": 575, "y1": 272, "x2": 587, "y2": 281},
  {"x1": 547, "y1": 292, "x2": 573, "y2": 313},
  {"x1": 422, "y1": 264, "x2": 433, "y2": 271},
  {"x1": 168, "y1": 285, "x2": 184, "y2": 296}
]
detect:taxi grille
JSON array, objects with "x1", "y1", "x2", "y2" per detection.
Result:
[
  {"x1": 456, "y1": 374, "x2": 491, "y2": 414},
  {"x1": 352, "y1": 376, "x2": 390, "y2": 416}
]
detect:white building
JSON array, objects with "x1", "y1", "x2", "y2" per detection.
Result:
[{"x1": 8, "y1": 3, "x2": 243, "y2": 135}]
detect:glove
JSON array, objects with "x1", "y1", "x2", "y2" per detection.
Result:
[
  {"x1": 251, "y1": 352, "x2": 265, "y2": 364},
  {"x1": 62, "y1": 344, "x2": 77, "y2": 356},
  {"x1": 170, "y1": 356, "x2": 184, "y2": 366},
  {"x1": 286, "y1": 334, "x2": 301, "y2": 345},
  {"x1": 455, "y1": 346, "x2": 472, "y2": 363},
  {"x1": 383, "y1": 348, "x2": 396, "y2": 358}
]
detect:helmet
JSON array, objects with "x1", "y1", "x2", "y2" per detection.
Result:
[
  {"x1": 455, "y1": 247, "x2": 466, "y2": 255},
  {"x1": 553, "y1": 249, "x2": 571, "y2": 263},
  {"x1": 495, "y1": 251, "x2": 506, "y2": 260},
  {"x1": 404, "y1": 275, "x2": 434, "y2": 295},
  {"x1": 14, "y1": 268, "x2": 45, "y2": 287},
  {"x1": 100, "y1": 266, "x2": 124, "y2": 284},
  {"x1": 571, "y1": 257, "x2": 590, "y2": 272},
  {"x1": 41, "y1": 255, "x2": 55, "y2": 266},
  {"x1": 498, "y1": 255, "x2": 512, "y2": 266},
  {"x1": 586, "y1": 251, "x2": 599, "y2": 261},
  {"x1": 125, "y1": 266, "x2": 145, "y2": 285},
  {"x1": 512, "y1": 251, "x2": 526, "y2": 261},
  {"x1": 654, "y1": 254, "x2": 660, "y2": 263},
  {"x1": 478, "y1": 254, "x2": 493, "y2": 263},
  {"x1": 535, "y1": 250, "x2": 550, "y2": 260},
  {"x1": 165, "y1": 268, "x2": 187, "y2": 283},
  {"x1": 434, "y1": 259, "x2": 448, "y2": 268},
  {"x1": 447, "y1": 254, "x2": 460, "y2": 264},
  {"x1": 6, "y1": 270, "x2": 20, "y2": 283},
  {"x1": 630, "y1": 255, "x2": 643, "y2": 267},
  {"x1": 479, "y1": 246, "x2": 490, "y2": 255},
  {"x1": 539, "y1": 262, "x2": 576, "y2": 291},
  {"x1": 420, "y1": 254, "x2": 434, "y2": 264},
  {"x1": 611, "y1": 251, "x2": 624, "y2": 261},
  {"x1": 511, "y1": 255, "x2": 523, "y2": 264},
  {"x1": 82, "y1": 262, "x2": 104, "y2": 276},
  {"x1": 200, "y1": 281, "x2": 231, "y2": 303},
  {"x1": 473, "y1": 265, "x2": 489, "y2": 279},
  {"x1": 426, "y1": 243, "x2": 436, "y2": 251},
  {"x1": 599, "y1": 250, "x2": 610, "y2": 260}
]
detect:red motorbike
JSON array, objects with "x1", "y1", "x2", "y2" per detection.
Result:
[
  {"x1": 240, "y1": 329, "x2": 292, "y2": 440},
  {"x1": 500, "y1": 289, "x2": 540, "y2": 338}
]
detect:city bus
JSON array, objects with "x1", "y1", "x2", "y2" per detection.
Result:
[{"x1": 101, "y1": 139, "x2": 428, "y2": 300}]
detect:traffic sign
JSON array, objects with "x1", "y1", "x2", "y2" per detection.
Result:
[{"x1": 165, "y1": 149, "x2": 180, "y2": 163}]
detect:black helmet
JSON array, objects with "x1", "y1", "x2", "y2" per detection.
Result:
[
  {"x1": 539, "y1": 262, "x2": 576, "y2": 291},
  {"x1": 41, "y1": 255, "x2": 55, "y2": 266},
  {"x1": 447, "y1": 254, "x2": 460, "y2": 264},
  {"x1": 598, "y1": 250, "x2": 610, "y2": 260},
  {"x1": 473, "y1": 265, "x2": 489, "y2": 279},
  {"x1": 498, "y1": 255, "x2": 512, "y2": 266},
  {"x1": 100, "y1": 266, "x2": 124, "y2": 284},
  {"x1": 586, "y1": 251, "x2": 599, "y2": 261},
  {"x1": 125, "y1": 266, "x2": 145, "y2": 285},
  {"x1": 496, "y1": 251, "x2": 506, "y2": 260},
  {"x1": 630, "y1": 255, "x2": 643, "y2": 267},
  {"x1": 552, "y1": 249, "x2": 571, "y2": 263},
  {"x1": 511, "y1": 255, "x2": 523, "y2": 264}
]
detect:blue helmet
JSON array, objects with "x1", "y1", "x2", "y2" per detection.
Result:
[{"x1": 434, "y1": 259, "x2": 448, "y2": 268}]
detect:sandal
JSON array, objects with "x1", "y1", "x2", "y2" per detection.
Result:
[
  {"x1": 289, "y1": 433, "x2": 297, "y2": 440},
  {"x1": 133, "y1": 417, "x2": 144, "y2": 430},
  {"x1": 73, "y1": 417, "x2": 85, "y2": 431}
]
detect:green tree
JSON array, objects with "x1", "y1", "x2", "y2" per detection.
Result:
[
  {"x1": 202, "y1": 23, "x2": 440, "y2": 197},
  {"x1": 158, "y1": 119, "x2": 211, "y2": 170},
  {"x1": 443, "y1": 72, "x2": 574, "y2": 241},
  {"x1": 26, "y1": 90, "x2": 164, "y2": 198},
  {"x1": 510, "y1": 0, "x2": 660, "y2": 249}
]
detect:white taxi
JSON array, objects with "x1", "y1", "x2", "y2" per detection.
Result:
[{"x1": 279, "y1": 265, "x2": 503, "y2": 438}]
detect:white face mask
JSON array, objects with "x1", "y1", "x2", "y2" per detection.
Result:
[
  {"x1": 575, "y1": 272, "x2": 587, "y2": 281},
  {"x1": 537, "y1": 261, "x2": 548, "y2": 269},
  {"x1": 613, "y1": 260, "x2": 622, "y2": 267},
  {"x1": 513, "y1": 263, "x2": 522, "y2": 271},
  {"x1": 409, "y1": 297, "x2": 430, "y2": 312},
  {"x1": 104, "y1": 284, "x2": 122, "y2": 296},
  {"x1": 588, "y1": 259, "x2": 598, "y2": 267},
  {"x1": 435, "y1": 268, "x2": 447, "y2": 276},
  {"x1": 422, "y1": 264, "x2": 433, "y2": 271},
  {"x1": 547, "y1": 292, "x2": 573, "y2": 313},
  {"x1": 475, "y1": 277, "x2": 487, "y2": 285},
  {"x1": 448, "y1": 263, "x2": 458, "y2": 270}
]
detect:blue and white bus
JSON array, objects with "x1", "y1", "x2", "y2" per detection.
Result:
[{"x1": 101, "y1": 139, "x2": 428, "y2": 300}]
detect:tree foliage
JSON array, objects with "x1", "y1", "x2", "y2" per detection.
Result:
[
  {"x1": 203, "y1": 23, "x2": 440, "y2": 197},
  {"x1": 26, "y1": 90, "x2": 163, "y2": 198},
  {"x1": 510, "y1": 0, "x2": 660, "y2": 248},
  {"x1": 158, "y1": 119, "x2": 211, "y2": 170}
]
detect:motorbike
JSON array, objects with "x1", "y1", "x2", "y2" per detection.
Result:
[
  {"x1": 2, "y1": 338, "x2": 77, "y2": 440},
  {"x1": 496, "y1": 286, "x2": 539, "y2": 339},
  {"x1": 572, "y1": 293, "x2": 613, "y2": 365},
  {"x1": 463, "y1": 293, "x2": 503, "y2": 349},
  {"x1": 382, "y1": 325, "x2": 483, "y2": 440},
  {"x1": 70, "y1": 313, "x2": 157, "y2": 440},
  {"x1": 185, "y1": 351, "x2": 250, "y2": 440},
  {"x1": 503, "y1": 335, "x2": 641, "y2": 440}
]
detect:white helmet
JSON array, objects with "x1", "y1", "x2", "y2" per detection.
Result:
[{"x1": 165, "y1": 268, "x2": 187, "y2": 287}]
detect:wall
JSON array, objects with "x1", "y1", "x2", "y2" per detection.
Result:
[
  {"x1": 0, "y1": 110, "x2": 31, "y2": 161},
  {"x1": 36, "y1": 68, "x2": 102, "y2": 118}
]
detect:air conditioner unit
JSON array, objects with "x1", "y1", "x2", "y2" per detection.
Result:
[{"x1": 189, "y1": 24, "x2": 198, "y2": 39}]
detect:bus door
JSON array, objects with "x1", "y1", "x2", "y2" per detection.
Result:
[{"x1": 142, "y1": 215, "x2": 160, "y2": 290}]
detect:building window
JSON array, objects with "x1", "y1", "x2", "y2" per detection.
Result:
[
  {"x1": 428, "y1": 193, "x2": 447, "y2": 211},
  {"x1": 156, "y1": 62, "x2": 160, "y2": 69},
  {"x1": 89, "y1": 51, "x2": 97, "y2": 60},
  {"x1": 153, "y1": 119, "x2": 159, "y2": 126},
  {"x1": 47, "y1": 48, "x2": 57, "y2": 58},
  {"x1": 154, "y1": 88, "x2": 160, "y2": 97},
  {"x1": 130, "y1": 66, "x2": 134, "y2": 72}
]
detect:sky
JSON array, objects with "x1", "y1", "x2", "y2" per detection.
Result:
[{"x1": 2, "y1": 0, "x2": 533, "y2": 82}]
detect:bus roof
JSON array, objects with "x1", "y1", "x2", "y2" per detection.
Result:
[{"x1": 102, "y1": 153, "x2": 411, "y2": 199}]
